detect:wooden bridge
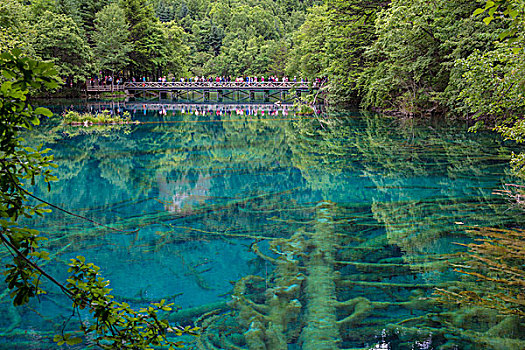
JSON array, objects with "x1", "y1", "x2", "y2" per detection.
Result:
[{"x1": 85, "y1": 81, "x2": 314, "y2": 102}]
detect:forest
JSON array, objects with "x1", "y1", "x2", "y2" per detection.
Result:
[
  {"x1": 0, "y1": 0, "x2": 522, "y2": 112},
  {"x1": 2, "y1": 0, "x2": 524, "y2": 167}
]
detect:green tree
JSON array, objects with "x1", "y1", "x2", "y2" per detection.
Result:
[
  {"x1": 120, "y1": 0, "x2": 180, "y2": 77},
  {"x1": 28, "y1": 0, "x2": 57, "y2": 18},
  {"x1": 357, "y1": 0, "x2": 500, "y2": 115},
  {"x1": 31, "y1": 11, "x2": 93, "y2": 84},
  {"x1": 286, "y1": 5, "x2": 329, "y2": 78},
  {"x1": 457, "y1": 0, "x2": 525, "y2": 174},
  {"x1": 162, "y1": 20, "x2": 189, "y2": 77},
  {"x1": 92, "y1": 3, "x2": 132, "y2": 75},
  {"x1": 0, "y1": 0, "x2": 33, "y2": 53},
  {"x1": 265, "y1": 40, "x2": 289, "y2": 76},
  {"x1": 155, "y1": 0, "x2": 176, "y2": 22},
  {"x1": 76, "y1": 0, "x2": 107, "y2": 40},
  {"x1": 286, "y1": 0, "x2": 387, "y2": 104},
  {"x1": 120, "y1": 0, "x2": 156, "y2": 74},
  {"x1": 358, "y1": 0, "x2": 446, "y2": 115},
  {"x1": 325, "y1": 0, "x2": 387, "y2": 104}
]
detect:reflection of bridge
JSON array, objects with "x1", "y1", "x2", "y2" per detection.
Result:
[
  {"x1": 86, "y1": 82, "x2": 314, "y2": 102},
  {"x1": 85, "y1": 101, "x2": 294, "y2": 115},
  {"x1": 126, "y1": 102, "x2": 292, "y2": 112}
]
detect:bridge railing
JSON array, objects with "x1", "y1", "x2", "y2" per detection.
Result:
[
  {"x1": 86, "y1": 85, "x2": 125, "y2": 92},
  {"x1": 122, "y1": 81, "x2": 311, "y2": 90}
]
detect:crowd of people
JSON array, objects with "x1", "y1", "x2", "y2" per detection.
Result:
[
  {"x1": 175, "y1": 76, "x2": 299, "y2": 83},
  {"x1": 88, "y1": 75, "x2": 124, "y2": 87},
  {"x1": 88, "y1": 75, "x2": 328, "y2": 87}
]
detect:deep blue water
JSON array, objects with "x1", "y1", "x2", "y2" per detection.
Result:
[{"x1": 1, "y1": 102, "x2": 525, "y2": 349}]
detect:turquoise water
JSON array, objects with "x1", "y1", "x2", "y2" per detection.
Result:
[{"x1": 1, "y1": 103, "x2": 525, "y2": 349}]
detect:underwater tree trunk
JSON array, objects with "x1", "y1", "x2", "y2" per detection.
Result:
[{"x1": 300, "y1": 201, "x2": 340, "y2": 350}]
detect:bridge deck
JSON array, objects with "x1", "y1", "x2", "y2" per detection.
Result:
[{"x1": 86, "y1": 81, "x2": 312, "y2": 92}]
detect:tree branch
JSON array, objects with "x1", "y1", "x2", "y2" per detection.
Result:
[{"x1": 0, "y1": 230, "x2": 74, "y2": 299}]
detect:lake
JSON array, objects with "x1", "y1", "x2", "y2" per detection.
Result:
[{"x1": 1, "y1": 101, "x2": 524, "y2": 349}]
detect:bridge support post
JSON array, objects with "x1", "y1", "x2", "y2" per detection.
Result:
[
  {"x1": 264, "y1": 90, "x2": 269, "y2": 102},
  {"x1": 204, "y1": 90, "x2": 210, "y2": 101},
  {"x1": 218, "y1": 90, "x2": 223, "y2": 102}
]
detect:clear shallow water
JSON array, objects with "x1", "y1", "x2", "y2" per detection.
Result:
[{"x1": 1, "y1": 103, "x2": 525, "y2": 349}]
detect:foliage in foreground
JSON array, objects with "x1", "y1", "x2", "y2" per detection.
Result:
[
  {"x1": 0, "y1": 49, "x2": 198, "y2": 348},
  {"x1": 0, "y1": 48, "x2": 59, "y2": 304},
  {"x1": 59, "y1": 256, "x2": 199, "y2": 348}
]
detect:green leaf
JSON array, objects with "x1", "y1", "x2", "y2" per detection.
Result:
[
  {"x1": 473, "y1": 8, "x2": 485, "y2": 16},
  {"x1": 34, "y1": 107, "x2": 53, "y2": 117},
  {"x1": 1, "y1": 70, "x2": 16, "y2": 80},
  {"x1": 498, "y1": 29, "x2": 510, "y2": 40},
  {"x1": 483, "y1": 16, "x2": 492, "y2": 25}
]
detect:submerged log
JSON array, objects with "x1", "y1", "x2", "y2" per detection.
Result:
[{"x1": 300, "y1": 201, "x2": 340, "y2": 350}]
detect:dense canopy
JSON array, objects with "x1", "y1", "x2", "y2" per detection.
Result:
[
  {"x1": 0, "y1": 0, "x2": 522, "y2": 114},
  {"x1": 1, "y1": 0, "x2": 521, "y2": 108}
]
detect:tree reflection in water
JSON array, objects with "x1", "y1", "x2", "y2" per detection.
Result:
[{"x1": 6, "y1": 106, "x2": 525, "y2": 349}]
